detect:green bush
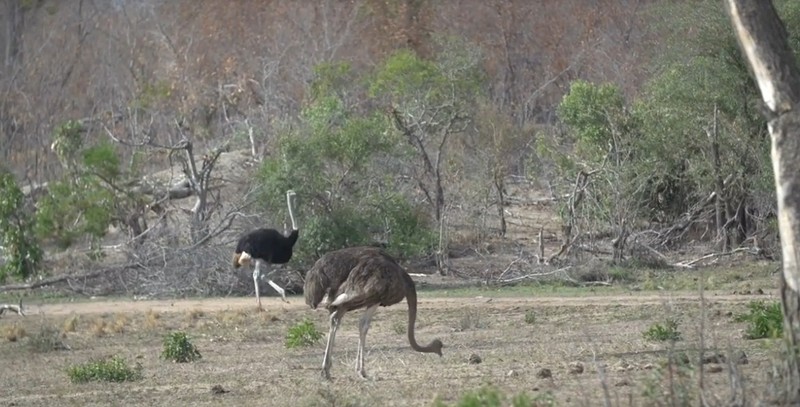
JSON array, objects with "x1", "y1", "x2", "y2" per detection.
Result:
[
  {"x1": 161, "y1": 331, "x2": 202, "y2": 363},
  {"x1": 643, "y1": 318, "x2": 681, "y2": 342},
  {"x1": 734, "y1": 300, "x2": 783, "y2": 339},
  {"x1": 67, "y1": 355, "x2": 142, "y2": 383},
  {"x1": 286, "y1": 318, "x2": 323, "y2": 348},
  {"x1": 0, "y1": 168, "x2": 42, "y2": 282}
]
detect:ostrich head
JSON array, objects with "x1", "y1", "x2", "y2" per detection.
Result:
[{"x1": 430, "y1": 339, "x2": 444, "y2": 356}]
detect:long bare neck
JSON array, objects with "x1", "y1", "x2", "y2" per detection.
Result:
[
  {"x1": 403, "y1": 273, "x2": 440, "y2": 354},
  {"x1": 286, "y1": 192, "x2": 298, "y2": 231}
]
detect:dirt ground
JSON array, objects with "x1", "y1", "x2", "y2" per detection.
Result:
[{"x1": 0, "y1": 285, "x2": 783, "y2": 407}]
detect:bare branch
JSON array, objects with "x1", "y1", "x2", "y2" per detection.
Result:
[{"x1": 0, "y1": 298, "x2": 24, "y2": 317}]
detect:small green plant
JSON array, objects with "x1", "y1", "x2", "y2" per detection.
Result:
[
  {"x1": 643, "y1": 318, "x2": 681, "y2": 342},
  {"x1": 161, "y1": 331, "x2": 202, "y2": 362},
  {"x1": 734, "y1": 300, "x2": 783, "y2": 339},
  {"x1": 67, "y1": 355, "x2": 142, "y2": 383},
  {"x1": 524, "y1": 310, "x2": 536, "y2": 325},
  {"x1": 392, "y1": 320, "x2": 406, "y2": 335},
  {"x1": 286, "y1": 318, "x2": 323, "y2": 348}
]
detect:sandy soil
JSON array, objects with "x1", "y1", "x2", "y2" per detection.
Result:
[
  {"x1": 22, "y1": 289, "x2": 777, "y2": 316},
  {"x1": 0, "y1": 288, "x2": 780, "y2": 407}
]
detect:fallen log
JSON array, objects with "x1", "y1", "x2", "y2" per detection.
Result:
[{"x1": 0, "y1": 298, "x2": 24, "y2": 317}]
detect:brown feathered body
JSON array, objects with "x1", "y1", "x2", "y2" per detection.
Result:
[
  {"x1": 304, "y1": 246, "x2": 393, "y2": 310},
  {"x1": 303, "y1": 246, "x2": 443, "y2": 379}
]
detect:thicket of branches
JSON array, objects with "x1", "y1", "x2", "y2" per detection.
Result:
[{"x1": 0, "y1": 0, "x2": 795, "y2": 297}]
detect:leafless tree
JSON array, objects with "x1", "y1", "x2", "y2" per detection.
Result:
[{"x1": 728, "y1": 0, "x2": 800, "y2": 401}]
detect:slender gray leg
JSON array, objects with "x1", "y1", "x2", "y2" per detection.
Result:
[
  {"x1": 267, "y1": 279, "x2": 288, "y2": 303},
  {"x1": 252, "y1": 261, "x2": 262, "y2": 310},
  {"x1": 357, "y1": 305, "x2": 379, "y2": 379},
  {"x1": 322, "y1": 310, "x2": 344, "y2": 380}
]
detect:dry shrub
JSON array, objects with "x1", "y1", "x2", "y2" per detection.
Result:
[
  {"x1": 2, "y1": 323, "x2": 26, "y2": 342},
  {"x1": 28, "y1": 324, "x2": 69, "y2": 353}
]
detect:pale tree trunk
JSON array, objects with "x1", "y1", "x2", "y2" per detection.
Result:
[{"x1": 727, "y1": 0, "x2": 800, "y2": 400}]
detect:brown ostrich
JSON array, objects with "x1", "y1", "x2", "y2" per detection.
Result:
[{"x1": 304, "y1": 246, "x2": 444, "y2": 380}]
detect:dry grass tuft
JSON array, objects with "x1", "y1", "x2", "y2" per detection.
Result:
[
  {"x1": 216, "y1": 309, "x2": 248, "y2": 327},
  {"x1": 257, "y1": 311, "x2": 280, "y2": 323},
  {"x1": 62, "y1": 314, "x2": 80, "y2": 333},
  {"x1": 2, "y1": 323, "x2": 26, "y2": 342},
  {"x1": 28, "y1": 324, "x2": 69, "y2": 353},
  {"x1": 90, "y1": 317, "x2": 108, "y2": 337},
  {"x1": 184, "y1": 308, "x2": 205, "y2": 327},
  {"x1": 143, "y1": 309, "x2": 161, "y2": 330},
  {"x1": 109, "y1": 314, "x2": 130, "y2": 334},
  {"x1": 187, "y1": 308, "x2": 205, "y2": 320}
]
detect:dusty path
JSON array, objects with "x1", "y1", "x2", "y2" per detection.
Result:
[{"x1": 21, "y1": 290, "x2": 777, "y2": 316}]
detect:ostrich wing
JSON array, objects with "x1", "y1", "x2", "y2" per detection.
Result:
[{"x1": 330, "y1": 255, "x2": 407, "y2": 310}]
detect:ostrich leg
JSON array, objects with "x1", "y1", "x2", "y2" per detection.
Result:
[
  {"x1": 322, "y1": 310, "x2": 345, "y2": 380},
  {"x1": 266, "y1": 278, "x2": 288, "y2": 303},
  {"x1": 356, "y1": 305, "x2": 379, "y2": 379},
  {"x1": 252, "y1": 261, "x2": 263, "y2": 310}
]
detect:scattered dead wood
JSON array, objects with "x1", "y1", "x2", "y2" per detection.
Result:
[
  {"x1": 494, "y1": 266, "x2": 573, "y2": 285},
  {"x1": 612, "y1": 218, "x2": 629, "y2": 262},
  {"x1": 0, "y1": 298, "x2": 24, "y2": 317},
  {"x1": 672, "y1": 247, "x2": 758, "y2": 269},
  {"x1": 545, "y1": 169, "x2": 599, "y2": 264},
  {"x1": 0, "y1": 265, "x2": 142, "y2": 293},
  {"x1": 537, "y1": 226, "x2": 545, "y2": 264}
]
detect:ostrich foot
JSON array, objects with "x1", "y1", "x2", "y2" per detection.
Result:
[
  {"x1": 321, "y1": 369, "x2": 331, "y2": 381},
  {"x1": 358, "y1": 370, "x2": 368, "y2": 380}
]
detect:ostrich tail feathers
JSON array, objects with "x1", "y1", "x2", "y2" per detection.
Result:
[
  {"x1": 303, "y1": 268, "x2": 328, "y2": 309},
  {"x1": 232, "y1": 253, "x2": 242, "y2": 268}
]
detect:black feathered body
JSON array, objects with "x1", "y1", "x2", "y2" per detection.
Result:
[{"x1": 235, "y1": 228, "x2": 299, "y2": 264}]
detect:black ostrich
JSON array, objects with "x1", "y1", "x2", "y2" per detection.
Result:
[{"x1": 233, "y1": 190, "x2": 298, "y2": 310}]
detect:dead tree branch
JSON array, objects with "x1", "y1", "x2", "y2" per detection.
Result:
[
  {"x1": 0, "y1": 298, "x2": 24, "y2": 317},
  {"x1": 0, "y1": 265, "x2": 142, "y2": 293}
]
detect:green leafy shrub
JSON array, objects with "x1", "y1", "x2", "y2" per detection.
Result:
[
  {"x1": 37, "y1": 122, "x2": 145, "y2": 251},
  {"x1": 67, "y1": 355, "x2": 142, "y2": 383},
  {"x1": 285, "y1": 318, "x2": 323, "y2": 348},
  {"x1": 161, "y1": 331, "x2": 202, "y2": 362},
  {"x1": 643, "y1": 318, "x2": 681, "y2": 342},
  {"x1": 0, "y1": 168, "x2": 42, "y2": 282},
  {"x1": 735, "y1": 300, "x2": 783, "y2": 339}
]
